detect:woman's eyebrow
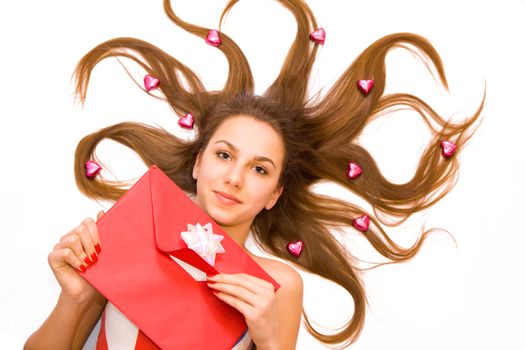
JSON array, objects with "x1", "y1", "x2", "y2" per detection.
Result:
[
  {"x1": 253, "y1": 156, "x2": 276, "y2": 169},
  {"x1": 215, "y1": 140, "x2": 239, "y2": 152},
  {"x1": 214, "y1": 140, "x2": 276, "y2": 169}
]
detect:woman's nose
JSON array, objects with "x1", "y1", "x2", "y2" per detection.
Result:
[{"x1": 224, "y1": 164, "x2": 244, "y2": 189}]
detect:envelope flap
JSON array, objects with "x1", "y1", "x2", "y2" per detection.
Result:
[
  {"x1": 150, "y1": 166, "x2": 222, "y2": 276},
  {"x1": 149, "y1": 164, "x2": 205, "y2": 252}
]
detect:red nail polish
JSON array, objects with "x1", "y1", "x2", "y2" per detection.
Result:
[
  {"x1": 90, "y1": 252, "x2": 98, "y2": 263},
  {"x1": 95, "y1": 243, "x2": 101, "y2": 254},
  {"x1": 84, "y1": 256, "x2": 93, "y2": 267},
  {"x1": 79, "y1": 265, "x2": 87, "y2": 273}
]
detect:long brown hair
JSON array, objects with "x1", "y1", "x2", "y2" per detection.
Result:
[{"x1": 72, "y1": 0, "x2": 483, "y2": 348}]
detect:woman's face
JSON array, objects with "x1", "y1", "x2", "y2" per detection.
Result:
[{"x1": 192, "y1": 115, "x2": 284, "y2": 230}]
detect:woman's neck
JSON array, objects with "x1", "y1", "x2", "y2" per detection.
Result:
[
  {"x1": 190, "y1": 193, "x2": 252, "y2": 252},
  {"x1": 219, "y1": 221, "x2": 251, "y2": 249}
]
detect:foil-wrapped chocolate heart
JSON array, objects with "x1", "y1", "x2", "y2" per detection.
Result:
[
  {"x1": 143, "y1": 74, "x2": 160, "y2": 92},
  {"x1": 287, "y1": 240, "x2": 304, "y2": 257},
  {"x1": 352, "y1": 214, "x2": 370, "y2": 232}
]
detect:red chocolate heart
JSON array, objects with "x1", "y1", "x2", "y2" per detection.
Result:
[
  {"x1": 440, "y1": 139, "x2": 457, "y2": 158},
  {"x1": 352, "y1": 215, "x2": 370, "y2": 232},
  {"x1": 357, "y1": 79, "x2": 374, "y2": 96},
  {"x1": 309, "y1": 28, "x2": 326, "y2": 45},
  {"x1": 205, "y1": 29, "x2": 221, "y2": 47},
  {"x1": 178, "y1": 113, "x2": 195, "y2": 129},
  {"x1": 85, "y1": 160, "x2": 102, "y2": 178},
  {"x1": 287, "y1": 240, "x2": 304, "y2": 257},
  {"x1": 143, "y1": 74, "x2": 160, "y2": 92},
  {"x1": 347, "y1": 162, "x2": 362, "y2": 179}
]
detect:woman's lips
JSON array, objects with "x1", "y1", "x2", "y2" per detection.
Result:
[{"x1": 214, "y1": 191, "x2": 242, "y2": 205}]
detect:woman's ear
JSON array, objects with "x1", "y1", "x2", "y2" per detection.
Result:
[
  {"x1": 192, "y1": 152, "x2": 202, "y2": 180},
  {"x1": 265, "y1": 186, "x2": 283, "y2": 210}
]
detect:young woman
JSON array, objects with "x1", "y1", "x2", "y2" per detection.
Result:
[
  {"x1": 25, "y1": 105, "x2": 303, "y2": 350},
  {"x1": 25, "y1": 0, "x2": 482, "y2": 349}
]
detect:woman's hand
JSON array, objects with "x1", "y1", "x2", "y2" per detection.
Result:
[
  {"x1": 24, "y1": 211, "x2": 108, "y2": 350},
  {"x1": 47, "y1": 211, "x2": 104, "y2": 303},
  {"x1": 206, "y1": 273, "x2": 279, "y2": 349}
]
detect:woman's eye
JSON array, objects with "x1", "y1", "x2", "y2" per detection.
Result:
[
  {"x1": 216, "y1": 151, "x2": 231, "y2": 160},
  {"x1": 254, "y1": 166, "x2": 267, "y2": 175}
]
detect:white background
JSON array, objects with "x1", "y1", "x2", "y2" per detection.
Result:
[{"x1": 1, "y1": 0, "x2": 524, "y2": 349}]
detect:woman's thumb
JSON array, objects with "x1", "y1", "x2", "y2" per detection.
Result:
[{"x1": 96, "y1": 210, "x2": 105, "y2": 221}]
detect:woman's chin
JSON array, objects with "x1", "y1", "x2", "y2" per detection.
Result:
[{"x1": 206, "y1": 209, "x2": 237, "y2": 227}]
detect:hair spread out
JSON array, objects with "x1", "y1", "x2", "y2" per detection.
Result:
[{"x1": 72, "y1": 0, "x2": 483, "y2": 348}]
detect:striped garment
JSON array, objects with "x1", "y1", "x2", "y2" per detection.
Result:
[{"x1": 95, "y1": 302, "x2": 253, "y2": 349}]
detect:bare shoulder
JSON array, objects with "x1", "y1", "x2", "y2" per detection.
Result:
[
  {"x1": 250, "y1": 254, "x2": 304, "y2": 348},
  {"x1": 251, "y1": 255, "x2": 303, "y2": 293}
]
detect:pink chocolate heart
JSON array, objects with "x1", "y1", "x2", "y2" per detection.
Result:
[
  {"x1": 85, "y1": 160, "x2": 102, "y2": 178},
  {"x1": 357, "y1": 79, "x2": 374, "y2": 96},
  {"x1": 347, "y1": 161, "x2": 362, "y2": 179},
  {"x1": 178, "y1": 113, "x2": 195, "y2": 129},
  {"x1": 287, "y1": 240, "x2": 304, "y2": 257},
  {"x1": 440, "y1": 139, "x2": 457, "y2": 158},
  {"x1": 352, "y1": 215, "x2": 370, "y2": 232},
  {"x1": 205, "y1": 29, "x2": 221, "y2": 47},
  {"x1": 143, "y1": 74, "x2": 160, "y2": 92},
  {"x1": 309, "y1": 28, "x2": 326, "y2": 44}
]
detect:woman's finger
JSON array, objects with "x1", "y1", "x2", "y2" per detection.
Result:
[
  {"x1": 207, "y1": 273, "x2": 273, "y2": 295},
  {"x1": 207, "y1": 281, "x2": 256, "y2": 305},
  {"x1": 74, "y1": 219, "x2": 99, "y2": 264},
  {"x1": 54, "y1": 232, "x2": 90, "y2": 267},
  {"x1": 97, "y1": 210, "x2": 104, "y2": 222},
  {"x1": 48, "y1": 248, "x2": 87, "y2": 273},
  {"x1": 211, "y1": 289, "x2": 254, "y2": 316},
  {"x1": 56, "y1": 219, "x2": 98, "y2": 266}
]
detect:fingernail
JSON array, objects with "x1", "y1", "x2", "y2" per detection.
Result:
[
  {"x1": 84, "y1": 256, "x2": 93, "y2": 267},
  {"x1": 79, "y1": 265, "x2": 87, "y2": 273},
  {"x1": 95, "y1": 243, "x2": 101, "y2": 254},
  {"x1": 90, "y1": 252, "x2": 98, "y2": 263}
]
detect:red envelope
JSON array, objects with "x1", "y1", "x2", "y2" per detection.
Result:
[{"x1": 83, "y1": 165, "x2": 280, "y2": 349}]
